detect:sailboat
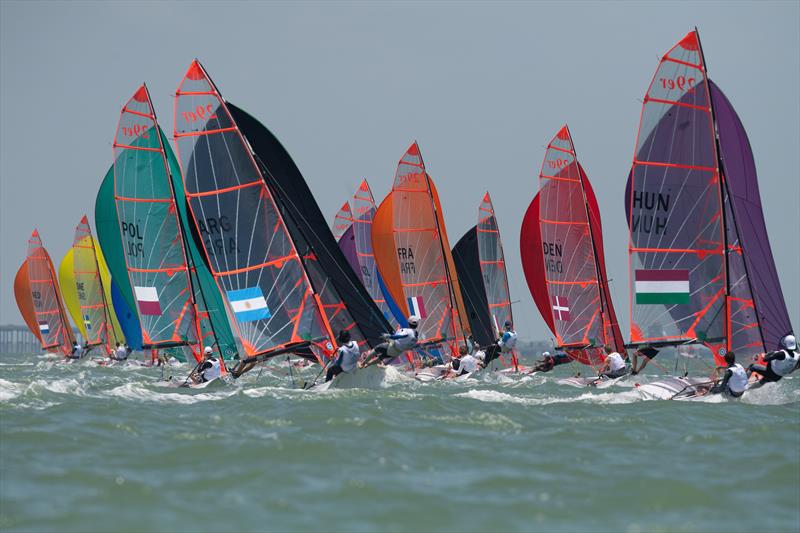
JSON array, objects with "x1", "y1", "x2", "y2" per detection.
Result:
[
  {"x1": 22, "y1": 230, "x2": 75, "y2": 356},
  {"x1": 58, "y1": 233, "x2": 126, "y2": 353},
  {"x1": 521, "y1": 125, "x2": 625, "y2": 374},
  {"x1": 372, "y1": 142, "x2": 471, "y2": 362},
  {"x1": 453, "y1": 192, "x2": 515, "y2": 366},
  {"x1": 625, "y1": 29, "x2": 793, "y2": 382},
  {"x1": 113, "y1": 84, "x2": 209, "y2": 364},
  {"x1": 333, "y1": 181, "x2": 400, "y2": 330},
  {"x1": 173, "y1": 60, "x2": 391, "y2": 377}
]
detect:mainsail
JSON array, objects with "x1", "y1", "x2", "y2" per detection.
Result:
[
  {"x1": 521, "y1": 126, "x2": 624, "y2": 366},
  {"x1": 26, "y1": 230, "x2": 75, "y2": 355},
  {"x1": 453, "y1": 192, "x2": 513, "y2": 347},
  {"x1": 71, "y1": 216, "x2": 114, "y2": 353},
  {"x1": 174, "y1": 60, "x2": 339, "y2": 366},
  {"x1": 227, "y1": 102, "x2": 392, "y2": 350},
  {"x1": 350, "y1": 180, "x2": 399, "y2": 329},
  {"x1": 624, "y1": 29, "x2": 792, "y2": 363},
  {"x1": 372, "y1": 142, "x2": 470, "y2": 354},
  {"x1": 113, "y1": 84, "x2": 200, "y2": 357}
]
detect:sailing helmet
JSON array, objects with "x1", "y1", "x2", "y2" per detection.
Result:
[
  {"x1": 781, "y1": 334, "x2": 797, "y2": 351},
  {"x1": 337, "y1": 329, "x2": 351, "y2": 344},
  {"x1": 504, "y1": 320, "x2": 513, "y2": 329},
  {"x1": 203, "y1": 346, "x2": 213, "y2": 355},
  {"x1": 407, "y1": 315, "x2": 420, "y2": 328}
]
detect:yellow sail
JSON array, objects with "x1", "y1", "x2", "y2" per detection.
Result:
[{"x1": 58, "y1": 242, "x2": 125, "y2": 345}]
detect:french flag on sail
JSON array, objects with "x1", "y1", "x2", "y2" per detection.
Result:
[
  {"x1": 227, "y1": 287, "x2": 271, "y2": 322},
  {"x1": 407, "y1": 296, "x2": 427, "y2": 319},
  {"x1": 134, "y1": 286, "x2": 162, "y2": 316},
  {"x1": 83, "y1": 314, "x2": 92, "y2": 331},
  {"x1": 38, "y1": 321, "x2": 50, "y2": 335},
  {"x1": 552, "y1": 295, "x2": 570, "y2": 321}
]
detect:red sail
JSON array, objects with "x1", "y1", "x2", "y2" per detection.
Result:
[{"x1": 27, "y1": 230, "x2": 75, "y2": 355}]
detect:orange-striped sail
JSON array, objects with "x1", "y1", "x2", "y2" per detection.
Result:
[
  {"x1": 26, "y1": 230, "x2": 75, "y2": 355},
  {"x1": 174, "y1": 60, "x2": 335, "y2": 367},
  {"x1": 372, "y1": 142, "x2": 470, "y2": 356},
  {"x1": 72, "y1": 215, "x2": 115, "y2": 354},
  {"x1": 113, "y1": 84, "x2": 201, "y2": 359}
]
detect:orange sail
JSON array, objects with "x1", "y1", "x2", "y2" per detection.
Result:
[
  {"x1": 26, "y1": 230, "x2": 75, "y2": 355},
  {"x1": 372, "y1": 142, "x2": 470, "y2": 355},
  {"x1": 14, "y1": 259, "x2": 42, "y2": 344}
]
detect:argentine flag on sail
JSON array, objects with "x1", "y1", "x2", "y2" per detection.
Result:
[{"x1": 227, "y1": 287, "x2": 271, "y2": 322}]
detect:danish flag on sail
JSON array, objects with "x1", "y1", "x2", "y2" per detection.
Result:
[{"x1": 552, "y1": 296, "x2": 570, "y2": 321}]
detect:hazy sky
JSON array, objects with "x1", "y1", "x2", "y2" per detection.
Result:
[{"x1": 1, "y1": 1, "x2": 798, "y2": 341}]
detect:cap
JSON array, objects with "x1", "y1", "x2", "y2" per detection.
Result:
[
  {"x1": 408, "y1": 315, "x2": 420, "y2": 327},
  {"x1": 203, "y1": 346, "x2": 213, "y2": 355},
  {"x1": 782, "y1": 334, "x2": 797, "y2": 350}
]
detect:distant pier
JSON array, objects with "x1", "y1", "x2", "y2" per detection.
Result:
[{"x1": 0, "y1": 325, "x2": 41, "y2": 354}]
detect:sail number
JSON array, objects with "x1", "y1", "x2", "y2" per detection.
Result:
[
  {"x1": 546, "y1": 158, "x2": 570, "y2": 170},
  {"x1": 182, "y1": 104, "x2": 218, "y2": 124},
  {"x1": 121, "y1": 123, "x2": 150, "y2": 139},
  {"x1": 659, "y1": 76, "x2": 695, "y2": 92},
  {"x1": 543, "y1": 242, "x2": 563, "y2": 274}
]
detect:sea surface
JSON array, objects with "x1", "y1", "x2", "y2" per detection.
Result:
[{"x1": 1, "y1": 351, "x2": 798, "y2": 533}]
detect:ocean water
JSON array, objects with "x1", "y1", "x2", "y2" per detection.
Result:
[{"x1": 1, "y1": 352, "x2": 798, "y2": 533}]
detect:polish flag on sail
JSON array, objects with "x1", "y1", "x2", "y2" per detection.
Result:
[{"x1": 134, "y1": 286, "x2": 162, "y2": 316}]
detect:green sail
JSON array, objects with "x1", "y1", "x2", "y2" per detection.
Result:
[{"x1": 161, "y1": 128, "x2": 238, "y2": 360}]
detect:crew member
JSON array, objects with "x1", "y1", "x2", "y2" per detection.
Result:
[
  {"x1": 326, "y1": 330, "x2": 361, "y2": 382},
  {"x1": 630, "y1": 345, "x2": 659, "y2": 375},
  {"x1": 112, "y1": 342, "x2": 128, "y2": 361},
  {"x1": 360, "y1": 316, "x2": 420, "y2": 367},
  {"x1": 530, "y1": 351, "x2": 571, "y2": 373},
  {"x1": 748, "y1": 334, "x2": 799, "y2": 386},
  {"x1": 195, "y1": 346, "x2": 221, "y2": 383},
  {"x1": 709, "y1": 351, "x2": 747, "y2": 398},
  {"x1": 485, "y1": 321, "x2": 518, "y2": 366},
  {"x1": 598, "y1": 345, "x2": 628, "y2": 379},
  {"x1": 450, "y1": 345, "x2": 481, "y2": 377}
]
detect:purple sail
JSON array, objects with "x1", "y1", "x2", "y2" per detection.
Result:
[
  {"x1": 710, "y1": 80, "x2": 793, "y2": 350},
  {"x1": 337, "y1": 224, "x2": 361, "y2": 282}
]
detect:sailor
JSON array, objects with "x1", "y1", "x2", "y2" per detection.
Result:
[
  {"x1": 530, "y1": 351, "x2": 568, "y2": 373},
  {"x1": 112, "y1": 342, "x2": 128, "y2": 361},
  {"x1": 630, "y1": 345, "x2": 659, "y2": 375},
  {"x1": 67, "y1": 341, "x2": 83, "y2": 359},
  {"x1": 326, "y1": 330, "x2": 361, "y2": 382},
  {"x1": 748, "y1": 334, "x2": 799, "y2": 386},
  {"x1": 450, "y1": 345, "x2": 481, "y2": 377},
  {"x1": 598, "y1": 345, "x2": 628, "y2": 379},
  {"x1": 485, "y1": 320, "x2": 518, "y2": 366},
  {"x1": 709, "y1": 352, "x2": 747, "y2": 398},
  {"x1": 195, "y1": 346, "x2": 221, "y2": 383},
  {"x1": 360, "y1": 316, "x2": 420, "y2": 368}
]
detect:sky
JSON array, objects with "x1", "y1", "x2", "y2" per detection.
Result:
[{"x1": 1, "y1": 1, "x2": 798, "y2": 342}]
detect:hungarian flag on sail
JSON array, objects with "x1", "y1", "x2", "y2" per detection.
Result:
[
  {"x1": 83, "y1": 314, "x2": 92, "y2": 331},
  {"x1": 134, "y1": 286, "x2": 162, "y2": 316},
  {"x1": 227, "y1": 287, "x2": 271, "y2": 322},
  {"x1": 407, "y1": 296, "x2": 427, "y2": 319},
  {"x1": 38, "y1": 321, "x2": 50, "y2": 335},
  {"x1": 635, "y1": 269, "x2": 690, "y2": 304},
  {"x1": 551, "y1": 295, "x2": 570, "y2": 321}
]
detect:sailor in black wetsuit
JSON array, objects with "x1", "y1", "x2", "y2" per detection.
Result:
[
  {"x1": 709, "y1": 352, "x2": 747, "y2": 398},
  {"x1": 530, "y1": 351, "x2": 570, "y2": 373},
  {"x1": 748, "y1": 335, "x2": 798, "y2": 386}
]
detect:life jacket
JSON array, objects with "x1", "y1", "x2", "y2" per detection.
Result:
[
  {"x1": 337, "y1": 341, "x2": 360, "y2": 373},
  {"x1": 770, "y1": 349, "x2": 799, "y2": 376},
  {"x1": 727, "y1": 364, "x2": 748, "y2": 394},
  {"x1": 392, "y1": 328, "x2": 418, "y2": 351},
  {"x1": 202, "y1": 357, "x2": 221, "y2": 381},
  {"x1": 499, "y1": 330, "x2": 517, "y2": 352}
]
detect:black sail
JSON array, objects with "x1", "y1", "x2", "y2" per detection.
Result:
[
  {"x1": 228, "y1": 103, "x2": 391, "y2": 348},
  {"x1": 452, "y1": 226, "x2": 495, "y2": 346}
]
